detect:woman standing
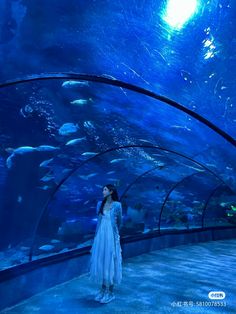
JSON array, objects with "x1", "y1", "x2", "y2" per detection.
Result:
[{"x1": 89, "y1": 184, "x2": 123, "y2": 303}]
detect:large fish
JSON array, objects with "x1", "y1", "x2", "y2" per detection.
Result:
[
  {"x1": 62, "y1": 80, "x2": 89, "y2": 88},
  {"x1": 36, "y1": 145, "x2": 60, "y2": 152},
  {"x1": 82, "y1": 152, "x2": 97, "y2": 157},
  {"x1": 6, "y1": 146, "x2": 36, "y2": 169},
  {"x1": 79, "y1": 173, "x2": 98, "y2": 180},
  {"x1": 38, "y1": 244, "x2": 55, "y2": 251},
  {"x1": 70, "y1": 99, "x2": 88, "y2": 106},
  {"x1": 59, "y1": 123, "x2": 79, "y2": 136},
  {"x1": 65, "y1": 137, "x2": 86, "y2": 146},
  {"x1": 110, "y1": 158, "x2": 126, "y2": 164}
]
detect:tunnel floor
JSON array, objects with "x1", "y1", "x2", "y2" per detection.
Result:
[{"x1": 1, "y1": 238, "x2": 236, "y2": 314}]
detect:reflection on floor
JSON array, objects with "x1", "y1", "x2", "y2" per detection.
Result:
[{"x1": 1, "y1": 239, "x2": 236, "y2": 314}]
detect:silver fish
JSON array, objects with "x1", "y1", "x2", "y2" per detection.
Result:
[
  {"x1": 39, "y1": 244, "x2": 54, "y2": 251},
  {"x1": 79, "y1": 173, "x2": 98, "y2": 180},
  {"x1": 39, "y1": 158, "x2": 54, "y2": 168},
  {"x1": 65, "y1": 137, "x2": 86, "y2": 146},
  {"x1": 82, "y1": 152, "x2": 97, "y2": 157},
  {"x1": 70, "y1": 99, "x2": 88, "y2": 106},
  {"x1": 59, "y1": 123, "x2": 79, "y2": 136},
  {"x1": 40, "y1": 174, "x2": 55, "y2": 182},
  {"x1": 13, "y1": 146, "x2": 36, "y2": 154},
  {"x1": 37, "y1": 145, "x2": 60, "y2": 152},
  {"x1": 62, "y1": 80, "x2": 89, "y2": 88},
  {"x1": 110, "y1": 158, "x2": 126, "y2": 164}
]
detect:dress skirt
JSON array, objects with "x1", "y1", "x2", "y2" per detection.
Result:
[{"x1": 89, "y1": 210, "x2": 122, "y2": 286}]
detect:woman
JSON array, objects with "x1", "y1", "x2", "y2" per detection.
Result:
[{"x1": 89, "y1": 184, "x2": 123, "y2": 303}]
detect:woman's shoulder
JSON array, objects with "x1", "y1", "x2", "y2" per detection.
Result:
[{"x1": 114, "y1": 201, "x2": 122, "y2": 207}]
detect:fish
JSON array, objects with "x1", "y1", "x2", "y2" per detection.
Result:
[
  {"x1": 65, "y1": 137, "x2": 86, "y2": 146},
  {"x1": 156, "y1": 162, "x2": 165, "y2": 167},
  {"x1": 110, "y1": 158, "x2": 126, "y2": 164},
  {"x1": 139, "y1": 139, "x2": 152, "y2": 143},
  {"x1": 84, "y1": 121, "x2": 95, "y2": 129},
  {"x1": 107, "y1": 171, "x2": 116, "y2": 175},
  {"x1": 66, "y1": 219, "x2": 77, "y2": 223},
  {"x1": 220, "y1": 202, "x2": 231, "y2": 208},
  {"x1": 38, "y1": 244, "x2": 54, "y2": 251},
  {"x1": 170, "y1": 125, "x2": 192, "y2": 132},
  {"x1": 60, "y1": 185, "x2": 69, "y2": 191},
  {"x1": 62, "y1": 168, "x2": 72, "y2": 174},
  {"x1": 36, "y1": 145, "x2": 60, "y2": 152},
  {"x1": 17, "y1": 195, "x2": 23, "y2": 203},
  {"x1": 39, "y1": 158, "x2": 54, "y2": 168},
  {"x1": 37, "y1": 185, "x2": 52, "y2": 190},
  {"x1": 40, "y1": 173, "x2": 55, "y2": 182},
  {"x1": 185, "y1": 165, "x2": 204, "y2": 172},
  {"x1": 59, "y1": 123, "x2": 79, "y2": 136},
  {"x1": 12, "y1": 146, "x2": 36, "y2": 154},
  {"x1": 61, "y1": 80, "x2": 89, "y2": 88},
  {"x1": 205, "y1": 163, "x2": 217, "y2": 168},
  {"x1": 70, "y1": 99, "x2": 92, "y2": 106},
  {"x1": 50, "y1": 239, "x2": 61, "y2": 244},
  {"x1": 209, "y1": 73, "x2": 216, "y2": 78},
  {"x1": 8, "y1": 145, "x2": 57, "y2": 155},
  {"x1": 5, "y1": 147, "x2": 15, "y2": 153},
  {"x1": 95, "y1": 184, "x2": 103, "y2": 188},
  {"x1": 6, "y1": 146, "x2": 37, "y2": 169},
  {"x1": 82, "y1": 152, "x2": 97, "y2": 157},
  {"x1": 70, "y1": 198, "x2": 82, "y2": 203},
  {"x1": 79, "y1": 173, "x2": 98, "y2": 180}
]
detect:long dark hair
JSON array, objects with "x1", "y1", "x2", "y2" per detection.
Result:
[{"x1": 98, "y1": 184, "x2": 119, "y2": 216}]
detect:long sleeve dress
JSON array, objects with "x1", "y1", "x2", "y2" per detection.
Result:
[{"x1": 89, "y1": 200, "x2": 123, "y2": 286}]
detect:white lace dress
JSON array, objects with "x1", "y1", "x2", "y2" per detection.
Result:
[{"x1": 89, "y1": 208, "x2": 122, "y2": 286}]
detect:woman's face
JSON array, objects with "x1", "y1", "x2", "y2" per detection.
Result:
[{"x1": 103, "y1": 186, "x2": 111, "y2": 198}]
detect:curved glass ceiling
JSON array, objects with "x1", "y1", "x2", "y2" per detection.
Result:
[{"x1": 0, "y1": 0, "x2": 235, "y2": 268}]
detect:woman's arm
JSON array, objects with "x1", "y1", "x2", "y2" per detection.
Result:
[
  {"x1": 96, "y1": 201, "x2": 102, "y2": 215},
  {"x1": 117, "y1": 202, "x2": 123, "y2": 230}
]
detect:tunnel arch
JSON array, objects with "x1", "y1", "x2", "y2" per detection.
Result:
[
  {"x1": 29, "y1": 144, "x2": 235, "y2": 260},
  {"x1": 0, "y1": 73, "x2": 235, "y2": 148},
  {"x1": 1, "y1": 73, "x2": 235, "y2": 260},
  {"x1": 201, "y1": 184, "x2": 223, "y2": 228}
]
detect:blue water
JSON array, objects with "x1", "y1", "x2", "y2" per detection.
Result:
[{"x1": 0, "y1": 0, "x2": 235, "y2": 271}]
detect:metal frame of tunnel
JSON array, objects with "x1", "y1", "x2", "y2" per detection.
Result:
[
  {"x1": 158, "y1": 172, "x2": 218, "y2": 232},
  {"x1": 201, "y1": 184, "x2": 231, "y2": 228},
  {"x1": 120, "y1": 169, "x2": 204, "y2": 232},
  {"x1": 1, "y1": 73, "x2": 235, "y2": 259},
  {"x1": 0, "y1": 73, "x2": 235, "y2": 148},
  {"x1": 28, "y1": 144, "x2": 234, "y2": 261}
]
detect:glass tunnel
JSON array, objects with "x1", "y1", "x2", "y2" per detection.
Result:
[
  {"x1": 0, "y1": 73, "x2": 235, "y2": 267},
  {"x1": 0, "y1": 0, "x2": 236, "y2": 312}
]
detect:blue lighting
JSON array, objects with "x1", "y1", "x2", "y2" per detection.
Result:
[{"x1": 163, "y1": 0, "x2": 199, "y2": 30}]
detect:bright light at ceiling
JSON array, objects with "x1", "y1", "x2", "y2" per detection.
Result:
[{"x1": 163, "y1": 0, "x2": 199, "y2": 30}]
